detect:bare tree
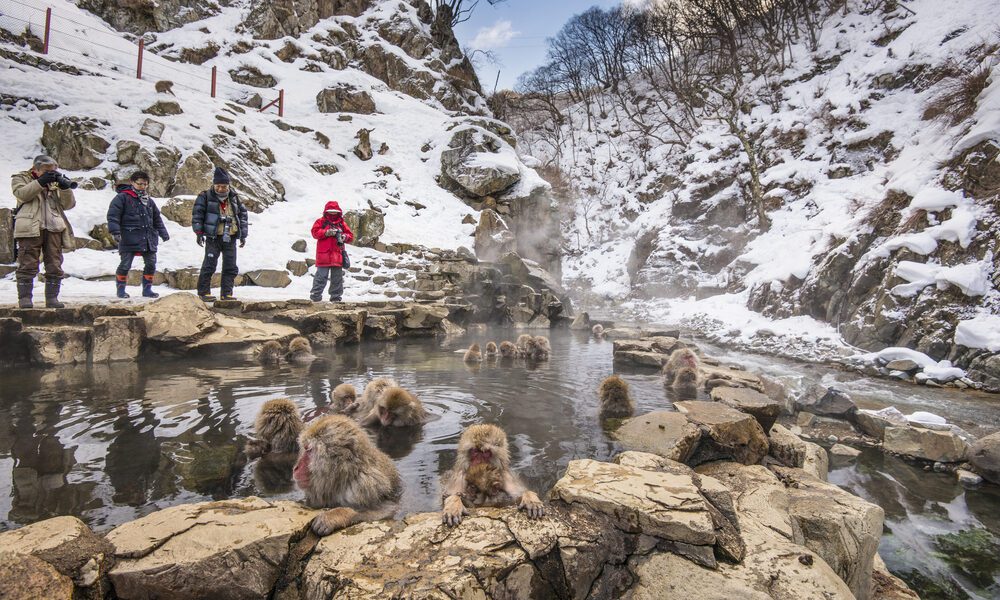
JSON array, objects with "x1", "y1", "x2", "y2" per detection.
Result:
[{"x1": 435, "y1": 0, "x2": 508, "y2": 28}]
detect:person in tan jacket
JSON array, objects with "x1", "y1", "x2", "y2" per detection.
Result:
[{"x1": 11, "y1": 154, "x2": 76, "y2": 308}]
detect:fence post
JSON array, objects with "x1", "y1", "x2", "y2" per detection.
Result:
[
  {"x1": 42, "y1": 8, "x2": 51, "y2": 54},
  {"x1": 136, "y1": 38, "x2": 144, "y2": 79},
  {"x1": 278, "y1": 89, "x2": 284, "y2": 118},
  {"x1": 211, "y1": 66, "x2": 217, "y2": 98}
]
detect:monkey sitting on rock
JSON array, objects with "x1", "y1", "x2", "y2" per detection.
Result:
[
  {"x1": 244, "y1": 398, "x2": 303, "y2": 459},
  {"x1": 441, "y1": 424, "x2": 545, "y2": 526},
  {"x1": 293, "y1": 415, "x2": 402, "y2": 536},
  {"x1": 598, "y1": 375, "x2": 634, "y2": 419},
  {"x1": 462, "y1": 463, "x2": 511, "y2": 507},
  {"x1": 359, "y1": 386, "x2": 427, "y2": 428},
  {"x1": 662, "y1": 347, "x2": 701, "y2": 386}
]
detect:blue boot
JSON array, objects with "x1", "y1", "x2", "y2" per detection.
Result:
[
  {"x1": 142, "y1": 275, "x2": 159, "y2": 298},
  {"x1": 116, "y1": 275, "x2": 130, "y2": 299}
]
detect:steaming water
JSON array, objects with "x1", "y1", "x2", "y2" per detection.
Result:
[{"x1": 0, "y1": 327, "x2": 998, "y2": 598}]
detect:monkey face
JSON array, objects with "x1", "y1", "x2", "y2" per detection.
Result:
[
  {"x1": 293, "y1": 448, "x2": 313, "y2": 489},
  {"x1": 469, "y1": 447, "x2": 494, "y2": 466},
  {"x1": 378, "y1": 406, "x2": 394, "y2": 427}
]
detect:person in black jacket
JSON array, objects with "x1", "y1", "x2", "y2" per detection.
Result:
[
  {"x1": 106, "y1": 171, "x2": 170, "y2": 299},
  {"x1": 192, "y1": 167, "x2": 248, "y2": 302}
]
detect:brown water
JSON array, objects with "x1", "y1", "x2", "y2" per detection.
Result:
[{"x1": 0, "y1": 327, "x2": 998, "y2": 598}]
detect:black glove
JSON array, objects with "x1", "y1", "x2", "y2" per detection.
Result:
[
  {"x1": 57, "y1": 178, "x2": 72, "y2": 190},
  {"x1": 239, "y1": 238, "x2": 246, "y2": 248},
  {"x1": 161, "y1": 232, "x2": 170, "y2": 242},
  {"x1": 37, "y1": 171, "x2": 59, "y2": 186},
  {"x1": 112, "y1": 233, "x2": 121, "y2": 244},
  {"x1": 196, "y1": 234, "x2": 205, "y2": 247},
  {"x1": 336, "y1": 231, "x2": 346, "y2": 244}
]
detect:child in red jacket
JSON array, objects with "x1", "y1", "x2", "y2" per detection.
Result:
[{"x1": 310, "y1": 201, "x2": 354, "y2": 302}]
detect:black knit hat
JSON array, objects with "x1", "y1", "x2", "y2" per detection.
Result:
[{"x1": 213, "y1": 167, "x2": 231, "y2": 185}]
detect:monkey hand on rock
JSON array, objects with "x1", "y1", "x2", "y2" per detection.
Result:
[
  {"x1": 442, "y1": 494, "x2": 468, "y2": 526},
  {"x1": 518, "y1": 491, "x2": 546, "y2": 519},
  {"x1": 312, "y1": 507, "x2": 361, "y2": 536}
]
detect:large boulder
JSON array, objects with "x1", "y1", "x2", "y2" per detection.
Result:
[
  {"x1": 794, "y1": 386, "x2": 857, "y2": 420},
  {"x1": 228, "y1": 65, "x2": 276, "y2": 88},
  {"x1": 92, "y1": 315, "x2": 146, "y2": 362},
  {"x1": 77, "y1": 0, "x2": 218, "y2": 33},
  {"x1": 0, "y1": 553, "x2": 74, "y2": 599},
  {"x1": 133, "y1": 145, "x2": 182, "y2": 197},
  {"x1": 614, "y1": 411, "x2": 702, "y2": 463},
  {"x1": 243, "y1": 269, "x2": 292, "y2": 288},
  {"x1": 440, "y1": 127, "x2": 521, "y2": 198},
  {"x1": 142, "y1": 100, "x2": 182, "y2": 116},
  {"x1": 969, "y1": 432, "x2": 1000, "y2": 484},
  {"x1": 474, "y1": 209, "x2": 516, "y2": 262},
  {"x1": 674, "y1": 401, "x2": 770, "y2": 466},
  {"x1": 275, "y1": 308, "x2": 367, "y2": 346},
  {"x1": 172, "y1": 150, "x2": 214, "y2": 196},
  {"x1": 41, "y1": 116, "x2": 110, "y2": 170},
  {"x1": 241, "y1": 0, "x2": 370, "y2": 39},
  {"x1": 855, "y1": 406, "x2": 907, "y2": 440},
  {"x1": 343, "y1": 209, "x2": 385, "y2": 247},
  {"x1": 709, "y1": 386, "x2": 780, "y2": 433},
  {"x1": 767, "y1": 424, "x2": 829, "y2": 481},
  {"x1": 401, "y1": 303, "x2": 449, "y2": 331},
  {"x1": 0, "y1": 515, "x2": 115, "y2": 596},
  {"x1": 141, "y1": 293, "x2": 216, "y2": 344},
  {"x1": 159, "y1": 197, "x2": 196, "y2": 227},
  {"x1": 24, "y1": 327, "x2": 91, "y2": 365},
  {"x1": 106, "y1": 498, "x2": 316, "y2": 600},
  {"x1": 884, "y1": 424, "x2": 970, "y2": 463},
  {"x1": 316, "y1": 85, "x2": 377, "y2": 114},
  {"x1": 201, "y1": 134, "x2": 285, "y2": 211},
  {"x1": 187, "y1": 314, "x2": 299, "y2": 351}
]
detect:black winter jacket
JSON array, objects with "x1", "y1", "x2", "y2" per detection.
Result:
[
  {"x1": 192, "y1": 189, "x2": 248, "y2": 241},
  {"x1": 107, "y1": 184, "x2": 169, "y2": 253}
]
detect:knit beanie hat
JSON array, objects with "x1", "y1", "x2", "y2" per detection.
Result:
[{"x1": 213, "y1": 167, "x2": 231, "y2": 185}]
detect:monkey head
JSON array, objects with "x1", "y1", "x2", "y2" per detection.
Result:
[
  {"x1": 675, "y1": 367, "x2": 699, "y2": 385},
  {"x1": 288, "y1": 336, "x2": 312, "y2": 354},
  {"x1": 375, "y1": 387, "x2": 425, "y2": 427},
  {"x1": 469, "y1": 343, "x2": 481, "y2": 353},
  {"x1": 331, "y1": 383, "x2": 357, "y2": 410},
  {"x1": 457, "y1": 424, "x2": 511, "y2": 472},
  {"x1": 485, "y1": 342, "x2": 498, "y2": 356},
  {"x1": 676, "y1": 348, "x2": 699, "y2": 369},
  {"x1": 498, "y1": 341, "x2": 517, "y2": 358},
  {"x1": 592, "y1": 324, "x2": 604, "y2": 335}
]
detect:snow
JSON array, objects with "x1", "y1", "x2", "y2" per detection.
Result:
[
  {"x1": 892, "y1": 257, "x2": 993, "y2": 297},
  {"x1": 906, "y1": 411, "x2": 948, "y2": 426},
  {"x1": 955, "y1": 314, "x2": 1000, "y2": 352},
  {"x1": 854, "y1": 347, "x2": 966, "y2": 382}
]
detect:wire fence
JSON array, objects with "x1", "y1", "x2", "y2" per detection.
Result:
[{"x1": 0, "y1": 0, "x2": 285, "y2": 115}]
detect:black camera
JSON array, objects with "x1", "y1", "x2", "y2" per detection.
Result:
[
  {"x1": 55, "y1": 173, "x2": 78, "y2": 189},
  {"x1": 221, "y1": 217, "x2": 232, "y2": 243}
]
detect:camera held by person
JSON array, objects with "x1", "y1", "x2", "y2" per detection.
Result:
[{"x1": 309, "y1": 201, "x2": 354, "y2": 303}]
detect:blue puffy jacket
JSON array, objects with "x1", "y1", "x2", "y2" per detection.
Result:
[{"x1": 107, "y1": 184, "x2": 169, "y2": 253}]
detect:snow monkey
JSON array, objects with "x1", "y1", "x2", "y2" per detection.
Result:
[
  {"x1": 662, "y1": 347, "x2": 701, "y2": 386},
  {"x1": 484, "y1": 342, "x2": 498, "y2": 359},
  {"x1": 529, "y1": 336, "x2": 551, "y2": 360},
  {"x1": 256, "y1": 340, "x2": 282, "y2": 366},
  {"x1": 293, "y1": 415, "x2": 402, "y2": 536},
  {"x1": 592, "y1": 324, "x2": 605, "y2": 338},
  {"x1": 359, "y1": 386, "x2": 427, "y2": 428},
  {"x1": 514, "y1": 334, "x2": 533, "y2": 357},
  {"x1": 347, "y1": 377, "x2": 398, "y2": 416},
  {"x1": 463, "y1": 343, "x2": 483, "y2": 363},
  {"x1": 154, "y1": 80, "x2": 174, "y2": 95},
  {"x1": 463, "y1": 463, "x2": 510, "y2": 506},
  {"x1": 672, "y1": 367, "x2": 701, "y2": 399},
  {"x1": 441, "y1": 424, "x2": 545, "y2": 526},
  {"x1": 285, "y1": 336, "x2": 316, "y2": 365},
  {"x1": 598, "y1": 375, "x2": 634, "y2": 419},
  {"x1": 244, "y1": 398, "x2": 303, "y2": 458},
  {"x1": 498, "y1": 341, "x2": 517, "y2": 359},
  {"x1": 330, "y1": 383, "x2": 357, "y2": 413}
]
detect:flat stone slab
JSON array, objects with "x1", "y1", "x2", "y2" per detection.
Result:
[
  {"x1": 107, "y1": 497, "x2": 317, "y2": 600},
  {"x1": 612, "y1": 337, "x2": 682, "y2": 354},
  {"x1": 549, "y1": 459, "x2": 716, "y2": 546},
  {"x1": 674, "y1": 401, "x2": 770, "y2": 466},
  {"x1": 188, "y1": 314, "x2": 299, "y2": 350},
  {"x1": 613, "y1": 350, "x2": 669, "y2": 368},
  {"x1": 884, "y1": 425, "x2": 969, "y2": 463},
  {"x1": 614, "y1": 411, "x2": 701, "y2": 463},
  {"x1": 768, "y1": 424, "x2": 829, "y2": 481},
  {"x1": 709, "y1": 386, "x2": 781, "y2": 432},
  {"x1": 700, "y1": 364, "x2": 765, "y2": 392},
  {"x1": 0, "y1": 515, "x2": 113, "y2": 590}
]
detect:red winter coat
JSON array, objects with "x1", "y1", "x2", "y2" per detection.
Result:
[{"x1": 311, "y1": 201, "x2": 354, "y2": 267}]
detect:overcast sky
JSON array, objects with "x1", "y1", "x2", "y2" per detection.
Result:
[{"x1": 452, "y1": 0, "x2": 622, "y2": 92}]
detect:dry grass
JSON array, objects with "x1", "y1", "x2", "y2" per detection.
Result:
[{"x1": 922, "y1": 60, "x2": 994, "y2": 125}]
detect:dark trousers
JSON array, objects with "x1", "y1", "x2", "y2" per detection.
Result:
[
  {"x1": 117, "y1": 251, "x2": 156, "y2": 277},
  {"x1": 16, "y1": 231, "x2": 64, "y2": 282},
  {"x1": 310, "y1": 267, "x2": 344, "y2": 301},
  {"x1": 197, "y1": 237, "x2": 238, "y2": 296}
]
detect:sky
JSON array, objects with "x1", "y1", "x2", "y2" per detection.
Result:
[{"x1": 452, "y1": 0, "x2": 623, "y2": 92}]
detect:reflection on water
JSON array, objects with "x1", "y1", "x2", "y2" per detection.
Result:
[{"x1": 1, "y1": 327, "x2": 999, "y2": 598}]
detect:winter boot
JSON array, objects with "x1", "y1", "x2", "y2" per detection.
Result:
[
  {"x1": 142, "y1": 275, "x2": 159, "y2": 298},
  {"x1": 116, "y1": 275, "x2": 130, "y2": 299},
  {"x1": 16, "y1": 280, "x2": 33, "y2": 309},
  {"x1": 198, "y1": 292, "x2": 217, "y2": 302},
  {"x1": 44, "y1": 279, "x2": 65, "y2": 309}
]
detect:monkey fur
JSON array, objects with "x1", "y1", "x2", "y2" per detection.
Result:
[
  {"x1": 256, "y1": 340, "x2": 282, "y2": 366},
  {"x1": 463, "y1": 343, "x2": 483, "y2": 363},
  {"x1": 498, "y1": 341, "x2": 517, "y2": 359},
  {"x1": 592, "y1": 324, "x2": 605, "y2": 338},
  {"x1": 662, "y1": 347, "x2": 701, "y2": 386},
  {"x1": 440, "y1": 423, "x2": 544, "y2": 526},
  {"x1": 154, "y1": 80, "x2": 174, "y2": 95},
  {"x1": 598, "y1": 375, "x2": 634, "y2": 419},
  {"x1": 484, "y1": 342, "x2": 498, "y2": 358},
  {"x1": 330, "y1": 383, "x2": 358, "y2": 412},
  {"x1": 359, "y1": 386, "x2": 427, "y2": 428},
  {"x1": 293, "y1": 415, "x2": 401, "y2": 536},
  {"x1": 527, "y1": 336, "x2": 551, "y2": 360},
  {"x1": 347, "y1": 377, "x2": 398, "y2": 416},
  {"x1": 245, "y1": 398, "x2": 303, "y2": 458},
  {"x1": 672, "y1": 366, "x2": 702, "y2": 399},
  {"x1": 514, "y1": 334, "x2": 533, "y2": 357},
  {"x1": 285, "y1": 336, "x2": 316, "y2": 365},
  {"x1": 463, "y1": 463, "x2": 510, "y2": 506}
]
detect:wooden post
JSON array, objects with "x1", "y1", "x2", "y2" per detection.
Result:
[
  {"x1": 211, "y1": 66, "x2": 217, "y2": 98},
  {"x1": 278, "y1": 89, "x2": 284, "y2": 117},
  {"x1": 42, "y1": 8, "x2": 51, "y2": 54},
  {"x1": 136, "y1": 38, "x2": 144, "y2": 79}
]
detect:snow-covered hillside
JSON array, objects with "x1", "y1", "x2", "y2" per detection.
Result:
[
  {"x1": 0, "y1": 0, "x2": 548, "y2": 302},
  {"x1": 513, "y1": 0, "x2": 1000, "y2": 384}
]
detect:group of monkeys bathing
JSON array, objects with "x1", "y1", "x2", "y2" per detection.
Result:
[{"x1": 244, "y1": 327, "x2": 701, "y2": 536}]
